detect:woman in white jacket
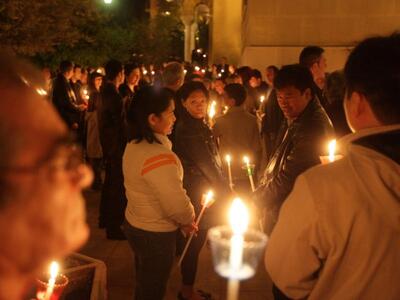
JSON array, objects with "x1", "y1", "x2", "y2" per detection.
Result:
[{"x1": 123, "y1": 86, "x2": 196, "y2": 300}]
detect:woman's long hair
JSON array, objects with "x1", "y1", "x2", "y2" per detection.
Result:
[{"x1": 126, "y1": 86, "x2": 174, "y2": 144}]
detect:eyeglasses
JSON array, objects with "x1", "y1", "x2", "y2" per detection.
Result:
[{"x1": 0, "y1": 133, "x2": 83, "y2": 175}]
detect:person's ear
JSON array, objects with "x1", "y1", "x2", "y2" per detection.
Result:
[
  {"x1": 304, "y1": 88, "x2": 312, "y2": 100},
  {"x1": 148, "y1": 113, "x2": 157, "y2": 127},
  {"x1": 350, "y1": 91, "x2": 364, "y2": 118}
]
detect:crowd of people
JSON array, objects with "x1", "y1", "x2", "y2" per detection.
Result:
[{"x1": 0, "y1": 32, "x2": 399, "y2": 300}]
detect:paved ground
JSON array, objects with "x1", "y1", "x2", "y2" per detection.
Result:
[{"x1": 79, "y1": 189, "x2": 274, "y2": 300}]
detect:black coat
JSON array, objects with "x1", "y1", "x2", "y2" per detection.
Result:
[
  {"x1": 52, "y1": 74, "x2": 81, "y2": 127},
  {"x1": 173, "y1": 111, "x2": 230, "y2": 228},
  {"x1": 255, "y1": 98, "x2": 334, "y2": 211},
  {"x1": 98, "y1": 82, "x2": 126, "y2": 161}
]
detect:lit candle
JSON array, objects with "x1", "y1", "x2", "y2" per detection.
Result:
[
  {"x1": 259, "y1": 95, "x2": 265, "y2": 103},
  {"x1": 44, "y1": 261, "x2": 59, "y2": 300},
  {"x1": 227, "y1": 198, "x2": 249, "y2": 300},
  {"x1": 201, "y1": 69, "x2": 206, "y2": 74},
  {"x1": 151, "y1": 70, "x2": 155, "y2": 75},
  {"x1": 142, "y1": 69, "x2": 148, "y2": 75},
  {"x1": 225, "y1": 155, "x2": 234, "y2": 191},
  {"x1": 243, "y1": 156, "x2": 255, "y2": 192},
  {"x1": 184, "y1": 69, "x2": 187, "y2": 75},
  {"x1": 208, "y1": 100, "x2": 217, "y2": 121},
  {"x1": 177, "y1": 190, "x2": 214, "y2": 267},
  {"x1": 194, "y1": 66, "x2": 200, "y2": 72},
  {"x1": 328, "y1": 139, "x2": 336, "y2": 162}
]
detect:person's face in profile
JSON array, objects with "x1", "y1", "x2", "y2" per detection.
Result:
[{"x1": 0, "y1": 92, "x2": 91, "y2": 278}]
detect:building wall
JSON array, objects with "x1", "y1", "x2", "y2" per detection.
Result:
[
  {"x1": 210, "y1": 0, "x2": 243, "y2": 65},
  {"x1": 240, "y1": 0, "x2": 400, "y2": 73}
]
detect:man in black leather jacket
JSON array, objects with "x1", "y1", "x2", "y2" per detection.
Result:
[{"x1": 254, "y1": 64, "x2": 334, "y2": 235}]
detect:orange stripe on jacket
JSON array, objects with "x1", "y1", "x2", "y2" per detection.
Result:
[
  {"x1": 141, "y1": 159, "x2": 177, "y2": 176},
  {"x1": 143, "y1": 154, "x2": 176, "y2": 167}
]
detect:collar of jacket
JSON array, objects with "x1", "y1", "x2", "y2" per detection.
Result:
[
  {"x1": 180, "y1": 108, "x2": 207, "y2": 127},
  {"x1": 287, "y1": 97, "x2": 321, "y2": 130},
  {"x1": 154, "y1": 133, "x2": 173, "y2": 150},
  {"x1": 340, "y1": 124, "x2": 400, "y2": 163}
]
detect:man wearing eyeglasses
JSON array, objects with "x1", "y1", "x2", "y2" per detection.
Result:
[{"x1": 0, "y1": 52, "x2": 92, "y2": 300}]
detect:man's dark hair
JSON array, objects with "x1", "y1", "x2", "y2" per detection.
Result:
[
  {"x1": 126, "y1": 86, "x2": 174, "y2": 144},
  {"x1": 59, "y1": 60, "x2": 73, "y2": 74},
  {"x1": 179, "y1": 81, "x2": 209, "y2": 102},
  {"x1": 274, "y1": 64, "x2": 314, "y2": 95},
  {"x1": 224, "y1": 83, "x2": 247, "y2": 106},
  {"x1": 250, "y1": 69, "x2": 262, "y2": 79},
  {"x1": 266, "y1": 65, "x2": 279, "y2": 75},
  {"x1": 344, "y1": 33, "x2": 400, "y2": 124},
  {"x1": 125, "y1": 63, "x2": 140, "y2": 77},
  {"x1": 299, "y1": 46, "x2": 324, "y2": 69},
  {"x1": 105, "y1": 59, "x2": 123, "y2": 81}
]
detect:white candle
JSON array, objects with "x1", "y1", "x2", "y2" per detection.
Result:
[
  {"x1": 44, "y1": 261, "x2": 59, "y2": 300},
  {"x1": 227, "y1": 198, "x2": 249, "y2": 300},
  {"x1": 328, "y1": 139, "x2": 336, "y2": 162},
  {"x1": 243, "y1": 156, "x2": 255, "y2": 192},
  {"x1": 225, "y1": 155, "x2": 234, "y2": 191},
  {"x1": 177, "y1": 190, "x2": 214, "y2": 267}
]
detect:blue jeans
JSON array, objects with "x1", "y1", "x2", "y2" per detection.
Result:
[{"x1": 123, "y1": 221, "x2": 176, "y2": 300}]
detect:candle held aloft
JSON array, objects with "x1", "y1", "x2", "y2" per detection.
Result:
[
  {"x1": 243, "y1": 156, "x2": 256, "y2": 192},
  {"x1": 225, "y1": 155, "x2": 234, "y2": 191}
]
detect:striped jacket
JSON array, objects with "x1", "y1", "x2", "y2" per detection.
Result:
[{"x1": 123, "y1": 133, "x2": 195, "y2": 232}]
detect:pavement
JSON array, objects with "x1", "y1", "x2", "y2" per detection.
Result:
[{"x1": 79, "y1": 189, "x2": 274, "y2": 300}]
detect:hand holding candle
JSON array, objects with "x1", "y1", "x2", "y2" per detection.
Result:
[
  {"x1": 243, "y1": 156, "x2": 256, "y2": 192},
  {"x1": 178, "y1": 190, "x2": 215, "y2": 267}
]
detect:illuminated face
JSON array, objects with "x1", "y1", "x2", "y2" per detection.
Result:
[
  {"x1": 127, "y1": 68, "x2": 141, "y2": 86},
  {"x1": 149, "y1": 100, "x2": 176, "y2": 136},
  {"x1": 214, "y1": 80, "x2": 225, "y2": 95},
  {"x1": 266, "y1": 67, "x2": 276, "y2": 86},
  {"x1": 249, "y1": 76, "x2": 260, "y2": 88},
  {"x1": 94, "y1": 76, "x2": 102, "y2": 91},
  {"x1": 182, "y1": 90, "x2": 208, "y2": 119},
  {"x1": 277, "y1": 86, "x2": 311, "y2": 121}
]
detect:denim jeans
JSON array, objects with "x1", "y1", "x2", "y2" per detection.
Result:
[{"x1": 123, "y1": 220, "x2": 176, "y2": 300}]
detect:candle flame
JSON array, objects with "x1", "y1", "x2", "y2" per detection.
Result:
[
  {"x1": 243, "y1": 156, "x2": 250, "y2": 165},
  {"x1": 260, "y1": 95, "x2": 265, "y2": 103},
  {"x1": 328, "y1": 139, "x2": 336, "y2": 162},
  {"x1": 208, "y1": 101, "x2": 217, "y2": 119},
  {"x1": 229, "y1": 198, "x2": 249, "y2": 234},
  {"x1": 49, "y1": 261, "x2": 59, "y2": 280},
  {"x1": 225, "y1": 154, "x2": 231, "y2": 163},
  {"x1": 194, "y1": 66, "x2": 200, "y2": 72}
]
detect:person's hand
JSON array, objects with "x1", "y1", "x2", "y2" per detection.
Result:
[
  {"x1": 180, "y1": 222, "x2": 198, "y2": 236},
  {"x1": 78, "y1": 104, "x2": 87, "y2": 111}
]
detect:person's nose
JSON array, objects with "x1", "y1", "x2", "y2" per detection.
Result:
[{"x1": 71, "y1": 164, "x2": 93, "y2": 189}]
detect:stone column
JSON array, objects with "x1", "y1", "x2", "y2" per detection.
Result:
[{"x1": 181, "y1": 15, "x2": 195, "y2": 62}]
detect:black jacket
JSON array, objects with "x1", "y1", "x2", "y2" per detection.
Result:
[
  {"x1": 173, "y1": 111, "x2": 230, "y2": 227},
  {"x1": 98, "y1": 82, "x2": 126, "y2": 161},
  {"x1": 52, "y1": 74, "x2": 81, "y2": 127},
  {"x1": 255, "y1": 98, "x2": 334, "y2": 210}
]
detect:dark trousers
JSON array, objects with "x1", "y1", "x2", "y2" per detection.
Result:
[
  {"x1": 88, "y1": 157, "x2": 103, "y2": 188},
  {"x1": 123, "y1": 221, "x2": 176, "y2": 300},
  {"x1": 180, "y1": 229, "x2": 208, "y2": 285},
  {"x1": 99, "y1": 159, "x2": 127, "y2": 231}
]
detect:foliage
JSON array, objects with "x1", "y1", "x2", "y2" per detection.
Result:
[
  {"x1": 0, "y1": 0, "x2": 184, "y2": 69},
  {"x1": 0, "y1": 0, "x2": 101, "y2": 55}
]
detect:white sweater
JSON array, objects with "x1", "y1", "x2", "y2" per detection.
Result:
[{"x1": 123, "y1": 133, "x2": 195, "y2": 232}]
